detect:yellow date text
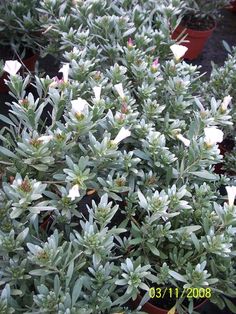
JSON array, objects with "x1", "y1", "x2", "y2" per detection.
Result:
[{"x1": 149, "y1": 287, "x2": 212, "y2": 299}]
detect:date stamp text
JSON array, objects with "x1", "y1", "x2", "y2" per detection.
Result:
[{"x1": 149, "y1": 287, "x2": 212, "y2": 299}]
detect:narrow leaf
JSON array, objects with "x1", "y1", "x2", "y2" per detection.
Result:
[
  {"x1": 0, "y1": 146, "x2": 17, "y2": 159},
  {"x1": 169, "y1": 270, "x2": 187, "y2": 283},
  {"x1": 190, "y1": 171, "x2": 218, "y2": 180},
  {"x1": 72, "y1": 279, "x2": 83, "y2": 305},
  {"x1": 168, "y1": 306, "x2": 176, "y2": 314},
  {"x1": 223, "y1": 297, "x2": 236, "y2": 313},
  {"x1": 0, "y1": 114, "x2": 15, "y2": 126}
]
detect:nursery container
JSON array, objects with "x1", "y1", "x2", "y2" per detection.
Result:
[
  {"x1": 227, "y1": 1, "x2": 236, "y2": 12},
  {"x1": 134, "y1": 295, "x2": 209, "y2": 314},
  {"x1": 172, "y1": 23, "x2": 216, "y2": 60}
]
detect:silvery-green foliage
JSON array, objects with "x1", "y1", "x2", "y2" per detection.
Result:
[
  {"x1": 0, "y1": 285, "x2": 15, "y2": 314},
  {"x1": 203, "y1": 45, "x2": 236, "y2": 175},
  {"x1": 88, "y1": 193, "x2": 119, "y2": 227},
  {"x1": 1, "y1": 58, "x2": 235, "y2": 311},
  {"x1": 39, "y1": 0, "x2": 185, "y2": 59},
  {"x1": 182, "y1": 0, "x2": 231, "y2": 19},
  {"x1": 0, "y1": 0, "x2": 45, "y2": 55},
  {"x1": 115, "y1": 257, "x2": 154, "y2": 305},
  {"x1": 1, "y1": 173, "x2": 55, "y2": 221},
  {"x1": 0, "y1": 0, "x2": 235, "y2": 313}
]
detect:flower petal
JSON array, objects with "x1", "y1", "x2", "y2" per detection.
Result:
[
  {"x1": 93, "y1": 86, "x2": 102, "y2": 101},
  {"x1": 68, "y1": 184, "x2": 80, "y2": 201},
  {"x1": 71, "y1": 98, "x2": 89, "y2": 115},
  {"x1": 59, "y1": 63, "x2": 70, "y2": 83},
  {"x1": 176, "y1": 134, "x2": 190, "y2": 147},
  {"x1": 221, "y1": 95, "x2": 232, "y2": 111},
  {"x1": 226, "y1": 186, "x2": 236, "y2": 207},
  {"x1": 170, "y1": 44, "x2": 188, "y2": 60},
  {"x1": 3, "y1": 60, "x2": 22, "y2": 75},
  {"x1": 114, "y1": 83, "x2": 125, "y2": 99},
  {"x1": 113, "y1": 127, "x2": 131, "y2": 144},
  {"x1": 204, "y1": 127, "x2": 224, "y2": 146},
  {"x1": 38, "y1": 135, "x2": 53, "y2": 144}
]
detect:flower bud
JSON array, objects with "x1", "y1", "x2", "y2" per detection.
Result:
[
  {"x1": 220, "y1": 95, "x2": 232, "y2": 112},
  {"x1": 151, "y1": 58, "x2": 159, "y2": 73},
  {"x1": 127, "y1": 38, "x2": 134, "y2": 49},
  {"x1": 114, "y1": 83, "x2": 125, "y2": 99},
  {"x1": 176, "y1": 133, "x2": 190, "y2": 147}
]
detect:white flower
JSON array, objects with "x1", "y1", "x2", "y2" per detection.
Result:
[
  {"x1": 113, "y1": 127, "x2": 131, "y2": 144},
  {"x1": 114, "y1": 83, "x2": 125, "y2": 99},
  {"x1": 176, "y1": 134, "x2": 190, "y2": 147},
  {"x1": 38, "y1": 135, "x2": 53, "y2": 143},
  {"x1": 170, "y1": 44, "x2": 188, "y2": 61},
  {"x1": 71, "y1": 98, "x2": 89, "y2": 116},
  {"x1": 93, "y1": 86, "x2": 102, "y2": 101},
  {"x1": 221, "y1": 95, "x2": 232, "y2": 111},
  {"x1": 226, "y1": 186, "x2": 236, "y2": 207},
  {"x1": 68, "y1": 184, "x2": 80, "y2": 200},
  {"x1": 204, "y1": 127, "x2": 224, "y2": 146},
  {"x1": 3, "y1": 60, "x2": 22, "y2": 76},
  {"x1": 59, "y1": 63, "x2": 70, "y2": 83}
]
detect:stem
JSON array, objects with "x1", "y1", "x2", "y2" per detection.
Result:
[
  {"x1": 13, "y1": 48, "x2": 31, "y2": 75},
  {"x1": 42, "y1": 181, "x2": 65, "y2": 184},
  {"x1": 175, "y1": 155, "x2": 203, "y2": 185},
  {"x1": 130, "y1": 215, "x2": 140, "y2": 228}
]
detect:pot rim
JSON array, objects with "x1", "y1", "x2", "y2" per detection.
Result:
[
  {"x1": 173, "y1": 21, "x2": 216, "y2": 38},
  {"x1": 136, "y1": 294, "x2": 209, "y2": 313}
]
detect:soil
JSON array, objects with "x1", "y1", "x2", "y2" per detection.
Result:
[
  {"x1": 140, "y1": 288, "x2": 205, "y2": 310},
  {"x1": 189, "y1": 8, "x2": 236, "y2": 78},
  {"x1": 181, "y1": 14, "x2": 215, "y2": 31},
  {"x1": 0, "y1": 46, "x2": 34, "y2": 60},
  {"x1": 129, "y1": 293, "x2": 211, "y2": 313}
]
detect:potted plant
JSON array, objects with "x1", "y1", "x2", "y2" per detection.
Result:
[
  {"x1": 172, "y1": 0, "x2": 232, "y2": 60},
  {"x1": 227, "y1": 1, "x2": 236, "y2": 12},
  {"x1": 38, "y1": 0, "x2": 182, "y2": 62},
  {"x1": 1, "y1": 49, "x2": 236, "y2": 313},
  {"x1": 0, "y1": 0, "x2": 46, "y2": 92},
  {"x1": 0, "y1": 1, "x2": 236, "y2": 313},
  {"x1": 202, "y1": 44, "x2": 236, "y2": 177}
]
